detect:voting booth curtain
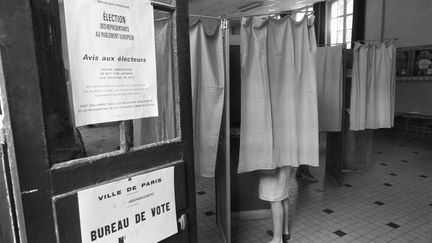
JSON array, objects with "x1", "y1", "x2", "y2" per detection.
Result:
[
  {"x1": 350, "y1": 43, "x2": 396, "y2": 130},
  {"x1": 238, "y1": 16, "x2": 319, "y2": 174},
  {"x1": 316, "y1": 46, "x2": 343, "y2": 132},
  {"x1": 190, "y1": 21, "x2": 225, "y2": 177}
]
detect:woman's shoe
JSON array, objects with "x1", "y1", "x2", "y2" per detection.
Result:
[
  {"x1": 266, "y1": 230, "x2": 291, "y2": 242},
  {"x1": 282, "y1": 234, "x2": 290, "y2": 242},
  {"x1": 299, "y1": 173, "x2": 319, "y2": 183}
]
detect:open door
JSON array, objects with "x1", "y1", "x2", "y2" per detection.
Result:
[{"x1": 0, "y1": 0, "x2": 197, "y2": 242}]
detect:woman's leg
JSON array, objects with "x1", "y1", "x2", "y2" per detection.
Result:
[
  {"x1": 282, "y1": 198, "x2": 290, "y2": 235},
  {"x1": 270, "y1": 201, "x2": 283, "y2": 243},
  {"x1": 296, "y1": 165, "x2": 318, "y2": 183}
]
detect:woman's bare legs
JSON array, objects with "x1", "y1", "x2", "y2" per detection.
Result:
[
  {"x1": 269, "y1": 201, "x2": 283, "y2": 243},
  {"x1": 282, "y1": 198, "x2": 290, "y2": 235}
]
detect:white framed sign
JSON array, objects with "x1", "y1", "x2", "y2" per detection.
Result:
[
  {"x1": 78, "y1": 167, "x2": 177, "y2": 243},
  {"x1": 63, "y1": 0, "x2": 158, "y2": 126}
]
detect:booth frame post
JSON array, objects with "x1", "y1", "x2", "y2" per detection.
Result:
[{"x1": 215, "y1": 18, "x2": 232, "y2": 243}]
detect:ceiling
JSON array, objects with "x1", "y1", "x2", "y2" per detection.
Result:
[{"x1": 189, "y1": 0, "x2": 323, "y2": 19}]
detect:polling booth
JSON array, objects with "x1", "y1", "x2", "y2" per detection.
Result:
[{"x1": 188, "y1": 2, "x2": 397, "y2": 241}]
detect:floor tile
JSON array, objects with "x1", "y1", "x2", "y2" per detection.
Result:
[
  {"x1": 333, "y1": 230, "x2": 347, "y2": 237},
  {"x1": 323, "y1": 209, "x2": 334, "y2": 214},
  {"x1": 387, "y1": 222, "x2": 400, "y2": 229},
  {"x1": 374, "y1": 201, "x2": 385, "y2": 206}
]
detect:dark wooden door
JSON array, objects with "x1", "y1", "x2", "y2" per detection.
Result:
[{"x1": 0, "y1": 0, "x2": 196, "y2": 242}]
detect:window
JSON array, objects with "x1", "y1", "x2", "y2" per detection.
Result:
[
  {"x1": 294, "y1": 6, "x2": 314, "y2": 22},
  {"x1": 328, "y1": 0, "x2": 353, "y2": 47}
]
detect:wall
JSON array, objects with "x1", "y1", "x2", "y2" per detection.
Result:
[
  {"x1": 395, "y1": 82, "x2": 432, "y2": 113},
  {"x1": 384, "y1": 0, "x2": 432, "y2": 47},
  {"x1": 365, "y1": 0, "x2": 432, "y2": 47},
  {"x1": 365, "y1": 0, "x2": 432, "y2": 113},
  {"x1": 364, "y1": 0, "x2": 384, "y2": 42}
]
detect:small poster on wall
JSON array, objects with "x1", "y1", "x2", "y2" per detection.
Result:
[
  {"x1": 63, "y1": 0, "x2": 158, "y2": 126},
  {"x1": 396, "y1": 50, "x2": 409, "y2": 76},
  {"x1": 78, "y1": 167, "x2": 177, "y2": 243},
  {"x1": 414, "y1": 49, "x2": 432, "y2": 76}
]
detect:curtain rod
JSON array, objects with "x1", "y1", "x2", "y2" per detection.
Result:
[
  {"x1": 155, "y1": 17, "x2": 170, "y2": 22},
  {"x1": 242, "y1": 10, "x2": 313, "y2": 18},
  {"x1": 155, "y1": 14, "x2": 222, "y2": 22},
  {"x1": 318, "y1": 37, "x2": 398, "y2": 47},
  {"x1": 349, "y1": 37, "x2": 398, "y2": 43},
  {"x1": 190, "y1": 14, "x2": 221, "y2": 20}
]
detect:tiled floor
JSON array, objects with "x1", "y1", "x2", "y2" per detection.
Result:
[
  {"x1": 196, "y1": 176, "x2": 226, "y2": 242},
  {"x1": 195, "y1": 131, "x2": 432, "y2": 242}
]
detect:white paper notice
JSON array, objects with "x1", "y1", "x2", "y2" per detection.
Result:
[
  {"x1": 78, "y1": 167, "x2": 177, "y2": 243},
  {"x1": 63, "y1": 0, "x2": 158, "y2": 126}
]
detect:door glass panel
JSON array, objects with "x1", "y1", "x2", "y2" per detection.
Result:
[
  {"x1": 133, "y1": 10, "x2": 177, "y2": 147},
  {"x1": 41, "y1": 1, "x2": 122, "y2": 164},
  {"x1": 77, "y1": 122, "x2": 121, "y2": 155},
  {"x1": 43, "y1": 3, "x2": 178, "y2": 164}
]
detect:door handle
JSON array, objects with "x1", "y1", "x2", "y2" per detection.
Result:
[{"x1": 178, "y1": 214, "x2": 187, "y2": 230}]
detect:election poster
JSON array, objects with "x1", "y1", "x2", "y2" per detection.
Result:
[
  {"x1": 63, "y1": 0, "x2": 158, "y2": 126},
  {"x1": 78, "y1": 167, "x2": 177, "y2": 243}
]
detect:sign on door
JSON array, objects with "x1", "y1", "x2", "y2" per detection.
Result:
[{"x1": 78, "y1": 167, "x2": 177, "y2": 243}]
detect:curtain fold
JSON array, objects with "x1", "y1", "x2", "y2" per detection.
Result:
[
  {"x1": 238, "y1": 16, "x2": 319, "y2": 174},
  {"x1": 350, "y1": 43, "x2": 396, "y2": 130},
  {"x1": 316, "y1": 46, "x2": 343, "y2": 131},
  {"x1": 190, "y1": 21, "x2": 225, "y2": 177},
  {"x1": 238, "y1": 17, "x2": 274, "y2": 173}
]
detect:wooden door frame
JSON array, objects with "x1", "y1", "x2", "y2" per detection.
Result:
[
  {"x1": 0, "y1": 47, "x2": 27, "y2": 243},
  {"x1": 0, "y1": 0, "x2": 196, "y2": 242}
]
